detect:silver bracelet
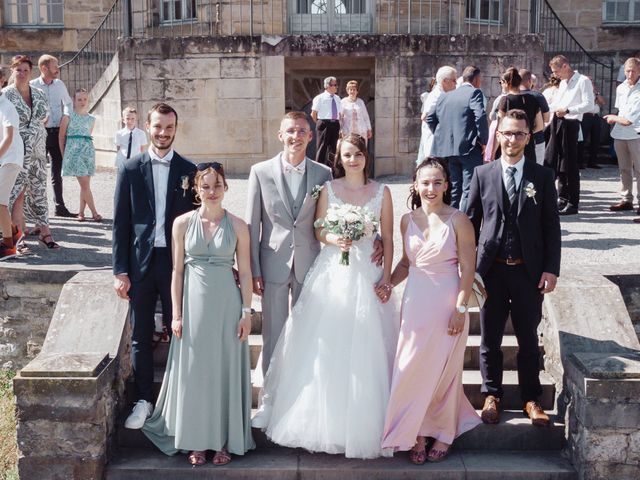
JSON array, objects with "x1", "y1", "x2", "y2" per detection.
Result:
[{"x1": 242, "y1": 307, "x2": 252, "y2": 314}]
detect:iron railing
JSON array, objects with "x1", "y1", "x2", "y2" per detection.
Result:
[
  {"x1": 534, "y1": 0, "x2": 615, "y2": 113},
  {"x1": 59, "y1": 0, "x2": 128, "y2": 95}
]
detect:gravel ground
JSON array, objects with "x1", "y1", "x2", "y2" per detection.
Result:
[{"x1": 2, "y1": 163, "x2": 638, "y2": 272}]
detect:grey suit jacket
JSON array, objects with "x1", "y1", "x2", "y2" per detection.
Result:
[
  {"x1": 246, "y1": 154, "x2": 332, "y2": 284},
  {"x1": 427, "y1": 83, "x2": 489, "y2": 158}
]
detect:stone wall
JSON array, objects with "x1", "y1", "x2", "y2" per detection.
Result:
[
  {"x1": 0, "y1": 266, "x2": 75, "y2": 370},
  {"x1": 0, "y1": 0, "x2": 113, "y2": 54},
  {"x1": 117, "y1": 34, "x2": 543, "y2": 175},
  {"x1": 548, "y1": 0, "x2": 640, "y2": 57}
]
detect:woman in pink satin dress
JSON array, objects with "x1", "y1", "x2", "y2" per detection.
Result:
[{"x1": 378, "y1": 158, "x2": 481, "y2": 464}]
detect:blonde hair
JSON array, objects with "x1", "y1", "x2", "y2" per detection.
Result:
[
  {"x1": 346, "y1": 80, "x2": 359, "y2": 90},
  {"x1": 38, "y1": 54, "x2": 58, "y2": 69},
  {"x1": 122, "y1": 106, "x2": 138, "y2": 117}
]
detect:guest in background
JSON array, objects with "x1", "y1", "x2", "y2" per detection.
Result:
[
  {"x1": 143, "y1": 162, "x2": 255, "y2": 466},
  {"x1": 59, "y1": 89, "x2": 101, "y2": 222},
  {"x1": 519, "y1": 69, "x2": 550, "y2": 165},
  {"x1": 4, "y1": 55, "x2": 59, "y2": 250},
  {"x1": 0, "y1": 68, "x2": 8, "y2": 89},
  {"x1": 0, "y1": 87, "x2": 24, "y2": 260},
  {"x1": 541, "y1": 75, "x2": 561, "y2": 121},
  {"x1": 605, "y1": 57, "x2": 640, "y2": 215},
  {"x1": 418, "y1": 66, "x2": 457, "y2": 165},
  {"x1": 311, "y1": 76, "x2": 342, "y2": 167},
  {"x1": 577, "y1": 80, "x2": 605, "y2": 170},
  {"x1": 545, "y1": 55, "x2": 595, "y2": 216},
  {"x1": 115, "y1": 106, "x2": 148, "y2": 169},
  {"x1": 340, "y1": 80, "x2": 372, "y2": 143},
  {"x1": 381, "y1": 158, "x2": 480, "y2": 464},
  {"x1": 428, "y1": 65, "x2": 488, "y2": 211},
  {"x1": 497, "y1": 68, "x2": 543, "y2": 164},
  {"x1": 30, "y1": 54, "x2": 75, "y2": 218}
]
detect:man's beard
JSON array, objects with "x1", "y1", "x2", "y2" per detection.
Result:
[{"x1": 151, "y1": 135, "x2": 175, "y2": 151}]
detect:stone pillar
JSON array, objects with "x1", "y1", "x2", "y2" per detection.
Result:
[
  {"x1": 564, "y1": 353, "x2": 640, "y2": 479},
  {"x1": 13, "y1": 270, "x2": 130, "y2": 480}
]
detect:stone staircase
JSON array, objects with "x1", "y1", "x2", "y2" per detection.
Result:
[{"x1": 106, "y1": 307, "x2": 576, "y2": 479}]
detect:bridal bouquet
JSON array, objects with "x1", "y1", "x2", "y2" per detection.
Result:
[{"x1": 314, "y1": 204, "x2": 379, "y2": 266}]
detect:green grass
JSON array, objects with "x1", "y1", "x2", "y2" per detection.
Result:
[{"x1": 0, "y1": 370, "x2": 18, "y2": 480}]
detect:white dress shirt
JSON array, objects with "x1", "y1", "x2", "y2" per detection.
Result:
[
  {"x1": 29, "y1": 76, "x2": 72, "y2": 128},
  {"x1": 611, "y1": 80, "x2": 640, "y2": 140},
  {"x1": 281, "y1": 153, "x2": 306, "y2": 199},
  {"x1": 149, "y1": 148, "x2": 174, "y2": 248},
  {"x1": 500, "y1": 156, "x2": 525, "y2": 191},
  {"x1": 311, "y1": 91, "x2": 342, "y2": 120},
  {"x1": 0, "y1": 95, "x2": 24, "y2": 167},
  {"x1": 115, "y1": 127, "x2": 148, "y2": 167},
  {"x1": 548, "y1": 71, "x2": 595, "y2": 122}
]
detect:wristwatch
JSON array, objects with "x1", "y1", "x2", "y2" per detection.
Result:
[{"x1": 457, "y1": 304, "x2": 468, "y2": 314}]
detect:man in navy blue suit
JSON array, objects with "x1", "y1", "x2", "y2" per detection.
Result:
[
  {"x1": 112, "y1": 103, "x2": 197, "y2": 429},
  {"x1": 466, "y1": 109, "x2": 561, "y2": 427},
  {"x1": 428, "y1": 65, "x2": 488, "y2": 211}
]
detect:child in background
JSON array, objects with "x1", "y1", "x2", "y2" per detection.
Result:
[
  {"x1": 0, "y1": 89, "x2": 24, "y2": 260},
  {"x1": 59, "y1": 88, "x2": 102, "y2": 222},
  {"x1": 115, "y1": 106, "x2": 147, "y2": 168}
]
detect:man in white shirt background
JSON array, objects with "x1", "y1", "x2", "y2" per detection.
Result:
[
  {"x1": 545, "y1": 55, "x2": 595, "y2": 216},
  {"x1": 311, "y1": 76, "x2": 342, "y2": 167},
  {"x1": 30, "y1": 54, "x2": 75, "y2": 218},
  {"x1": 605, "y1": 57, "x2": 640, "y2": 222},
  {"x1": 115, "y1": 106, "x2": 148, "y2": 169}
]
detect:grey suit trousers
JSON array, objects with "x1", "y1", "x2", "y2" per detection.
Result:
[{"x1": 261, "y1": 268, "x2": 304, "y2": 375}]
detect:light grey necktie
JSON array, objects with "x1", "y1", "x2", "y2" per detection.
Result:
[{"x1": 506, "y1": 166, "x2": 517, "y2": 206}]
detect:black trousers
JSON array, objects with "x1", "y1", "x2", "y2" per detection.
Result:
[
  {"x1": 129, "y1": 247, "x2": 173, "y2": 402},
  {"x1": 46, "y1": 127, "x2": 66, "y2": 211},
  {"x1": 577, "y1": 113, "x2": 601, "y2": 167},
  {"x1": 315, "y1": 119, "x2": 341, "y2": 167},
  {"x1": 479, "y1": 263, "x2": 543, "y2": 403},
  {"x1": 556, "y1": 119, "x2": 581, "y2": 208}
]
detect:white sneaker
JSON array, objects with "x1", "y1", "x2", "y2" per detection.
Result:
[{"x1": 124, "y1": 399, "x2": 153, "y2": 429}]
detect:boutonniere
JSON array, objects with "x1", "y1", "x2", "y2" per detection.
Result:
[
  {"x1": 311, "y1": 184, "x2": 324, "y2": 200},
  {"x1": 524, "y1": 182, "x2": 537, "y2": 205},
  {"x1": 180, "y1": 175, "x2": 190, "y2": 197}
]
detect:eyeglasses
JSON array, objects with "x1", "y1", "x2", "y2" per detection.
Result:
[
  {"x1": 329, "y1": 83, "x2": 338, "y2": 87},
  {"x1": 196, "y1": 162, "x2": 223, "y2": 171},
  {"x1": 498, "y1": 131, "x2": 530, "y2": 141}
]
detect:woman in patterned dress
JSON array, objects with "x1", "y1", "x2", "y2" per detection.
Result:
[
  {"x1": 340, "y1": 81, "x2": 372, "y2": 143},
  {"x1": 3, "y1": 55, "x2": 60, "y2": 249},
  {"x1": 59, "y1": 89, "x2": 102, "y2": 222}
]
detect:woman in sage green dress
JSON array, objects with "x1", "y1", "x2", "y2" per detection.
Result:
[{"x1": 142, "y1": 162, "x2": 255, "y2": 466}]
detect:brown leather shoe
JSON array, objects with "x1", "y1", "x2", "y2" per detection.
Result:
[
  {"x1": 481, "y1": 395, "x2": 500, "y2": 424},
  {"x1": 609, "y1": 201, "x2": 634, "y2": 211},
  {"x1": 523, "y1": 401, "x2": 550, "y2": 427}
]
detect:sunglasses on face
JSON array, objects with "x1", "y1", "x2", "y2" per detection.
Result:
[{"x1": 196, "y1": 162, "x2": 223, "y2": 171}]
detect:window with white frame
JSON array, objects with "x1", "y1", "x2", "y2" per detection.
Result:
[
  {"x1": 161, "y1": 0, "x2": 197, "y2": 23},
  {"x1": 603, "y1": 0, "x2": 640, "y2": 23},
  {"x1": 3, "y1": 0, "x2": 63, "y2": 26},
  {"x1": 466, "y1": 0, "x2": 501, "y2": 23}
]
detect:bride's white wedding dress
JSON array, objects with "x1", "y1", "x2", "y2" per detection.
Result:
[{"x1": 252, "y1": 181, "x2": 399, "y2": 459}]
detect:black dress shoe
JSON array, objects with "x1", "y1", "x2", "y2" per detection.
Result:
[
  {"x1": 557, "y1": 199, "x2": 568, "y2": 210},
  {"x1": 587, "y1": 163, "x2": 601, "y2": 169},
  {"x1": 55, "y1": 209, "x2": 78, "y2": 218},
  {"x1": 559, "y1": 205, "x2": 578, "y2": 215}
]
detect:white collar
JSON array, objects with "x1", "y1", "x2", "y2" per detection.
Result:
[
  {"x1": 149, "y1": 147, "x2": 174, "y2": 164},
  {"x1": 500, "y1": 156, "x2": 525, "y2": 174},
  {"x1": 282, "y1": 156, "x2": 306, "y2": 174}
]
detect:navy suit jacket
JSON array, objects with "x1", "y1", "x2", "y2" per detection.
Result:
[
  {"x1": 427, "y1": 83, "x2": 489, "y2": 158},
  {"x1": 465, "y1": 159, "x2": 561, "y2": 284},
  {"x1": 112, "y1": 151, "x2": 197, "y2": 282}
]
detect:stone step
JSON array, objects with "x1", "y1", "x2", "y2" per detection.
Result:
[
  {"x1": 249, "y1": 369, "x2": 555, "y2": 411},
  {"x1": 155, "y1": 332, "x2": 538, "y2": 372},
  {"x1": 106, "y1": 447, "x2": 576, "y2": 480},
  {"x1": 117, "y1": 410, "x2": 564, "y2": 452}
]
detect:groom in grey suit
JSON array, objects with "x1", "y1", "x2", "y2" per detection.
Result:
[{"x1": 247, "y1": 111, "x2": 333, "y2": 374}]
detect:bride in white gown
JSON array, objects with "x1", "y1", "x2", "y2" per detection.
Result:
[{"x1": 252, "y1": 134, "x2": 399, "y2": 459}]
